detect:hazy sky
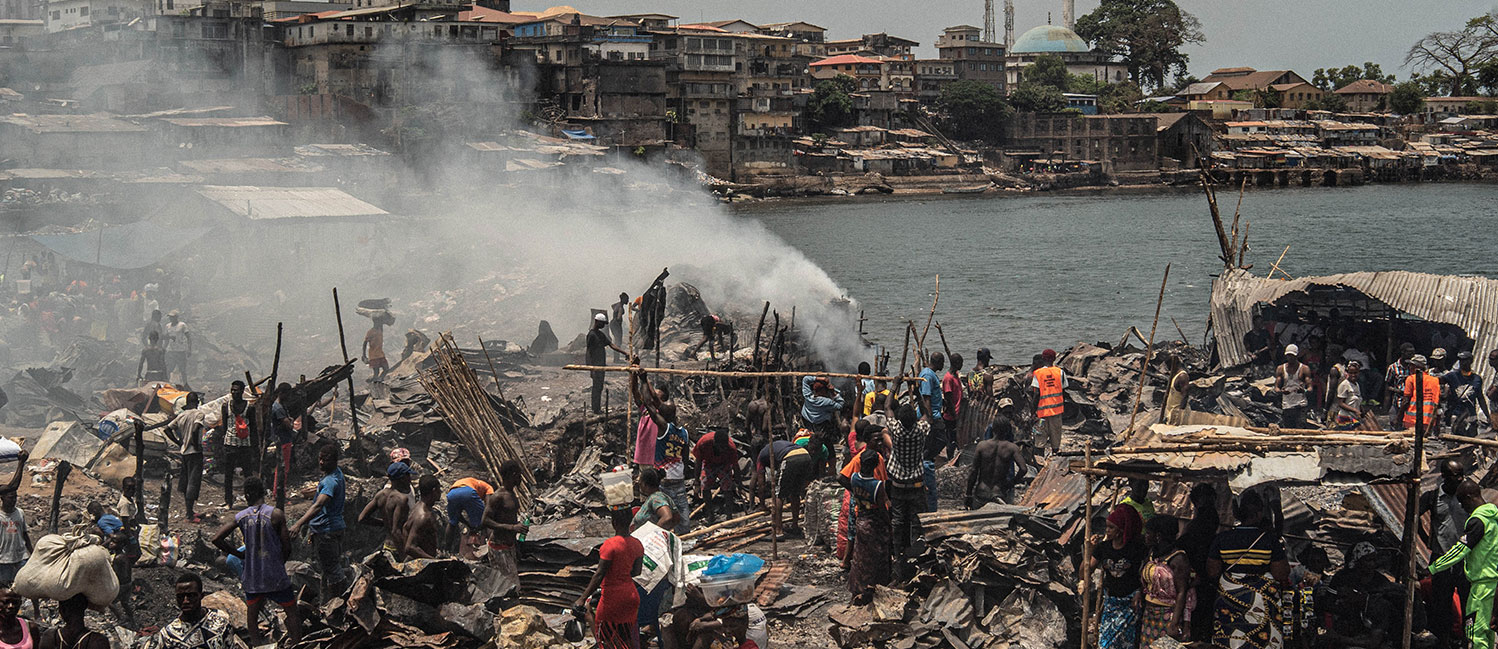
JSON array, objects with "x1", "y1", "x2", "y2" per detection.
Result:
[{"x1": 548, "y1": 0, "x2": 1498, "y2": 80}]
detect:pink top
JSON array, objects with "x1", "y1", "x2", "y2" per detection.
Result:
[
  {"x1": 633, "y1": 407, "x2": 658, "y2": 466},
  {"x1": 1142, "y1": 550, "x2": 1195, "y2": 612},
  {"x1": 0, "y1": 619, "x2": 32, "y2": 649}
]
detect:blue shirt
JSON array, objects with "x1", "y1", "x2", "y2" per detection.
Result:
[
  {"x1": 800, "y1": 375, "x2": 844, "y2": 425},
  {"x1": 310, "y1": 468, "x2": 346, "y2": 534},
  {"x1": 919, "y1": 368, "x2": 943, "y2": 416}
]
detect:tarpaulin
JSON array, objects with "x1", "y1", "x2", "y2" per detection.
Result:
[
  {"x1": 30, "y1": 221, "x2": 212, "y2": 270},
  {"x1": 560, "y1": 129, "x2": 595, "y2": 140}
]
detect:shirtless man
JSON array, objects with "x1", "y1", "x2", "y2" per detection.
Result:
[
  {"x1": 482, "y1": 461, "x2": 528, "y2": 591},
  {"x1": 965, "y1": 429, "x2": 1022, "y2": 508},
  {"x1": 401, "y1": 476, "x2": 443, "y2": 560},
  {"x1": 357, "y1": 462, "x2": 414, "y2": 554}
]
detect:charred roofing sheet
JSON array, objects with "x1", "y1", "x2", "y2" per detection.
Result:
[{"x1": 196, "y1": 185, "x2": 387, "y2": 220}]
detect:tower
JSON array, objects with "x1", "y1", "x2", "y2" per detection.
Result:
[
  {"x1": 983, "y1": 0, "x2": 996, "y2": 44},
  {"x1": 1003, "y1": 0, "x2": 1014, "y2": 49},
  {"x1": 1062, "y1": 0, "x2": 1074, "y2": 30}
]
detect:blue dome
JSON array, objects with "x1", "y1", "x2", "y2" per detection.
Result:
[{"x1": 1011, "y1": 25, "x2": 1090, "y2": 53}]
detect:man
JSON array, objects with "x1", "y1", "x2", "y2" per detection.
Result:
[
  {"x1": 137, "y1": 331, "x2": 168, "y2": 384},
  {"x1": 968, "y1": 348, "x2": 996, "y2": 397},
  {"x1": 1275, "y1": 344, "x2": 1313, "y2": 428},
  {"x1": 38, "y1": 595, "x2": 110, "y2": 649},
  {"x1": 643, "y1": 400, "x2": 690, "y2": 533},
  {"x1": 800, "y1": 375, "x2": 844, "y2": 436},
  {"x1": 358, "y1": 462, "x2": 415, "y2": 555},
  {"x1": 143, "y1": 574, "x2": 234, "y2": 649},
  {"x1": 217, "y1": 381, "x2": 253, "y2": 508},
  {"x1": 1421, "y1": 461, "x2": 1477, "y2": 649},
  {"x1": 965, "y1": 428, "x2": 1019, "y2": 508},
  {"x1": 610, "y1": 293, "x2": 629, "y2": 363},
  {"x1": 270, "y1": 384, "x2": 298, "y2": 502},
  {"x1": 941, "y1": 353, "x2": 965, "y2": 461},
  {"x1": 1120, "y1": 478, "x2": 1154, "y2": 521},
  {"x1": 883, "y1": 379, "x2": 929, "y2": 581},
  {"x1": 1405, "y1": 355, "x2": 1441, "y2": 435},
  {"x1": 1162, "y1": 354, "x2": 1191, "y2": 425},
  {"x1": 1386, "y1": 343, "x2": 1416, "y2": 430},
  {"x1": 483, "y1": 461, "x2": 528, "y2": 592},
  {"x1": 1429, "y1": 484, "x2": 1498, "y2": 649},
  {"x1": 861, "y1": 379, "x2": 891, "y2": 417},
  {"x1": 1331, "y1": 360, "x2": 1366, "y2": 430},
  {"x1": 0, "y1": 450, "x2": 29, "y2": 586},
  {"x1": 587, "y1": 313, "x2": 629, "y2": 414},
  {"x1": 1444, "y1": 351, "x2": 1489, "y2": 434},
  {"x1": 691, "y1": 428, "x2": 739, "y2": 513},
  {"x1": 140, "y1": 308, "x2": 163, "y2": 347},
  {"x1": 918, "y1": 353, "x2": 945, "y2": 453},
  {"x1": 1244, "y1": 321, "x2": 1274, "y2": 375},
  {"x1": 1431, "y1": 347, "x2": 1452, "y2": 374},
  {"x1": 402, "y1": 476, "x2": 444, "y2": 560},
  {"x1": 751, "y1": 439, "x2": 813, "y2": 539},
  {"x1": 691, "y1": 314, "x2": 733, "y2": 359},
  {"x1": 211, "y1": 477, "x2": 302, "y2": 648},
  {"x1": 445, "y1": 477, "x2": 492, "y2": 557},
  {"x1": 362, "y1": 314, "x2": 390, "y2": 382},
  {"x1": 1030, "y1": 349, "x2": 1067, "y2": 455},
  {"x1": 166, "y1": 393, "x2": 211, "y2": 522},
  {"x1": 290, "y1": 444, "x2": 348, "y2": 603},
  {"x1": 163, "y1": 310, "x2": 190, "y2": 384}
]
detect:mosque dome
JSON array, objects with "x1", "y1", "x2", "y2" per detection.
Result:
[{"x1": 1011, "y1": 25, "x2": 1090, "y2": 54}]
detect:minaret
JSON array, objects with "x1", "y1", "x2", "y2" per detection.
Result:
[
  {"x1": 1003, "y1": 0, "x2": 1014, "y2": 49},
  {"x1": 1063, "y1": 0, "x2": 1074, "y2": 29}
]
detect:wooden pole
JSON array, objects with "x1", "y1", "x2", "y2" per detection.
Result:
[
  {"x1": 627, "y1": 308, "x2": 636, "y2": 456},
  {"x1": 331, "y1": 289, "x2": 361, "y2": 440},
  {"x1": 1170, "y1": 317, "x2": 1188, "y2": 343},
  {"x1": 1402, "y1": 371, "x2": 1428, "y2": 649},
  {"x1": 933, "y1": 321, "x2": 953, "y2": 360},
  {"x1": 476, "y1": 336, "x2": 507, "y2": 400},
  {"x1": 48, "y1": 462, "x2": 70, "y2": 534},
  {"x1": 1267, "y1": 245, "x2": 1292, "y2": 280},
  {"x1": 918, "y1": 275, "x2": 940, "y2": 350},
  {"x1": 1199, "y1": 168, "x2": 1233, "y2": 269},
  {"x1": 1126, "y1": 264, "x2": 1171, "y2": 433},
  {"x1": 562, "y1": 364, "x2": 923, "y2": 383},
  {"x1": 266, "y1": 323, "x2": 284, "y2": 509},
  {"x1": 1080, "y1": 443, "x2": 1094, "y2": 649}
]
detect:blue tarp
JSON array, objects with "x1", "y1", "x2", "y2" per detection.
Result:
[
  {"x1": 31, "y1": 221, "x2": 212, "y2": 270},
  {"x1": 561, "y1": 129, "x2": 596, "y2": 140}
]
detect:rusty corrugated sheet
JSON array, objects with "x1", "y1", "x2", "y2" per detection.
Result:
[
  {"x1": 1210, "y1": 269, "x2": 1498, "y2": 383},
  {"x1": 1363, "y1": 482, "x2": 1430, "y2": 562}
]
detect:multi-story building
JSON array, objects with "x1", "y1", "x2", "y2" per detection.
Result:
[
  {"x1": 0, "y1": 17, "x2": 43, "y2": 44},
  {"x1": 513, "y1": 16, "x2": 667, "y2": 149},
  {"x1": 825, "y1": 32, "x2": 916, "y2": 60},
  {"x1": 1004, "y1": 24, "x2": 1125, "y2": 89},
  {"x1": 0, "y1": 0, "x2": 42, "y2": 22},
  {"x1": 809, "y1": 54, "x2": 883, "y2": 90},
  {"x1": 42, "y1": 0, "x2": 144, "y2": 33},
  {"x1": 1004, "y1": 112, "x2": 1158, "y2": 171},
  {"x1": 913, "y1": 58, "x2": 955, "y2": 103},
  {"x1": 513, "y1": 13, "x2": 652, "y2": 64},
  {"x1": 936, "y1": 24, "x2": 1004, "y2": 91},
  {"x1": 1333, "y1": 79, "x2": 1392, "y2": 113},
  {"x1": 650, "y1": 26, "x2": 738, "y2": 176}
]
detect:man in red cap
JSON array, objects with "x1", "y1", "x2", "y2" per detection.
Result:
[{"x1": 1030, "y1": 349, "x2": 1067, "y2": 454}]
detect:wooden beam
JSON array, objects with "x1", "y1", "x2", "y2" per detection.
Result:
[{"x1": 562, "y1": 365, "x2": 923, "y2": 383}]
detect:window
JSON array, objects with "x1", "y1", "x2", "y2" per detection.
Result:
[
  {"x1": 201, "y1": 21, "x2": 226, "y2": 38},
  {"x1": 345, "y1": 24, "x2": 352, "y2": 36},
  {"x1": 50, "y1": 9, "x2": 59, "y2": 19},
  {"x1": 78, "y1": 6, "x2": 86, "y2": 15},
  {"x1": 365, "y1": 26, "x2": 371, "y2": 37}
]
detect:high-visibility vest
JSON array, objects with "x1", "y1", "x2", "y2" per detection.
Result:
[
  {"x1": 1403, "y1": 372, "x2": 1439, "y2": 427},
  {"x1": 1035, "y1": 366, "x2": 1065, "y2": 418}
]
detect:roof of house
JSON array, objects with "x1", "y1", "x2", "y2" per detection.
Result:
[
  {"x1": 0, "y1": 113, "x2": 147, "y2": 133},
  {"x1": 196, "y1": 185, "x2": 387, "y2": 220},
  {"x1": 158, "y1": 117, "x2": 287, "y2": 128},
  {"x1": 809, "y1": 54, "x2": 884, "y2": 67},
  {"x1": 294, "y1": 143, "x2": 391, "y2": 157},
  {"x1": 1011, "y1": 24, "x2": 1089, "y2": 54},
  {"x1": 943, "y1": 24, "x2": 982, "y2": 31},
  {"x1": 1425, "y1": 96, "x2": 1492, "y2": 103},
  {"x1": 1334, "y1": 79, "x2": 1393, "y2": 95},
  {"x1": 1270, "y1": 82, "x2": 1317, "y2": 91},
  {"x1": 1153, "y1": 112, "x2": 1190, "y2": 131},
  {"x1": 606, "y1": 12, "x2": 677, "y2": 20},
  {"x1": 179, "y1": 158, "x2": 322, "y2": 174},
  {"x1": 457, "y1": 5, "x2": 527, "y2": 23},
  {"x1": 1178, "y1": 81, "x2": 1223, "y2": 96},
  {"x1": 758, "y1": 21, "x2": 825, "y2": 32},
  {"x1": 1201, "y1": 69, "x2": 1305, "y2": 91},
  {"x1": 676, "y1": 23, "x2": 728, "y2": 32},
  {"x1": 1208, "y1": 66, "x2": 1256, "y2": 76},
  {"x1": 701, "y1": 19, "x2": 758, "y2": 31}
]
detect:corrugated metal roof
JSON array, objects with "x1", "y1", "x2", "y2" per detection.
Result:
[
  {"x1": 159, "y1": 117, "x2": 287, "y2": 128},
  {"x1": 180, "y1": 158, "x2": 322, "y2": 174},
  {"x1": 1096, "y1": 423, "x2": 1412, "y2": 487},
  {"x1": 1211, "y1": 269, "x2": 1498, "y2": 382},
  {"x1": 1362, "y1": 482, "x2": 1429, "y2": 564},
  {"x1": 1, "y1": 113, "x2": 147, "y2": 133},
  {"x1": 196, "y1": 185, "x2": 387, "y2": 220}
]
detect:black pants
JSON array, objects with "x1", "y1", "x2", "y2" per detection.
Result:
[
  {"x1": 179, "y1": 453, "x2": 202, "y2": 511},
  {"x1": 312, "y1": 529, "x2": 349, "y2": 603},
  {"x1": 889, "y1": 483, "x2": 924, "y2": 582},
  {"x1": 1430, "y1": 565, "x2": 1467, "y2": 647},
  {"x1": 590, "y1": 371, "x2": 605, "y2": 413},
  {"x1": 221, "y1": 445, "x2": 251, "y2": 506},
  {"x1": 1281, "y1": 405, "x2": 1307, "y2": 429}
]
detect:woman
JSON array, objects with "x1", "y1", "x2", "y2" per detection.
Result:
[
  {"x1": 631, "y1": 468, "x2": 678, "y2": 643},
  {"x1": 1177, "y1": 483, "x2": 1220, "y2": 643},
  {"x1": 846, "y1": 448, "x2": 890, "y2": 605},
  {"x1": 1086, "y1": 504, "x2": 1145, "y2": 649},
  {"x1": 1140, "y1": 515, "x2": 1193, "y2": 645},
  {"x1": 0, "y1": 587, "x2": 34, "y2": 649},
  {"x1": 574, "y1": 509, "x2": 644, "y2": 649},
  {"x1": 1207, "y1": 490, "x2": 1290, "y2": 649}
]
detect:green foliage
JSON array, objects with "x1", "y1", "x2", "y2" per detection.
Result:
[
  {"x1": 1098, "y1": 81, "x2": 1144, "y2": 114},
  {"x1": 1230, "y1": 88, "x2": 1280, "y2": 108},
  {"x1": 1010, "y1": 82, "x2": 1068, "y2": 113},
  {"x1": 1304, "y1": 93, "x2": 1348, "y2": 113},
  {"x1": 1478, "y1": 61, "x2": 1498, "y2": 96},
  {"x1": 1311, "y1": 63, "x2": 1395, "y2": 91},
  {"x1": 805, "y1": 78, "x2": 855, "y2": 132},
  {"x1": 1463, "y1": 99, "x2": 1498, "y2": 114},
  {"x1": 1074, "y1": 0, "x2": 1205, "y2": 91},
  {"x1": 1388, "y1": 81, "x2": 1426, "y2": 115},
  {"x1": 935, "y1": 80, "x2": 1012, "y2": 143},
  {"x1": 1022, "y1": 55, "x2": 1071, "y2": 91},
  {"x1": 1170, "y1": 74, "x2": 1199, "y2": 93},
  {"x1": 830, "y1": 74, "x2": 858, "y2": 94},
  {"x1": 1408, "y1": 72, "x2": 1452, "y2": 97},
  {"x1": 1406, "y1": 13, "x2": 1497, "y2": 96},
  {"x1": 1068, "y1": 73, "x2": 1108, "y2": 96}
]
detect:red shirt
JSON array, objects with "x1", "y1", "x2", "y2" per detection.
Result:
[
  {"x1": 941, "y1": 372, "x2": 964, "y2": 421},
  {"x1": 691, "y1": 432, "x2": 737, "y2": 469},
  {"x1": 595, "y1": 535, "x2": 644, "y2": 623}
]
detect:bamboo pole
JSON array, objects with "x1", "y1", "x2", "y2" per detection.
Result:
[
  {"x1": 1170, "y1": 317, "x2": 1188, "y2": 343},
  {"x1": 1268, "y1": 245, "x2": 1292, "y2": 280},
  {"x1": 933, "y1": 321, "x2": 953, "y2": 360},
  {"x1": 918, "y1": 275, "x2": 940, "y2": 350},
  {"x1": 267, "y1": 323, "x2": 283, "y2": 508},
  {"x1": 331, "y1": 289, "x2": 361, "y2": 441},
  {"x1": 1125, "y1": 264, "x2": 1171, "y2": 434},
  {"x1": 1080, "y1": 444, "x2": 1094, "y2": 649},
  {"x1": 1199, "y1": 169, "x2": 1233, "y2": 269},
  {"x1": 561, "y1": 365, "x2": 923, "y2": 383},
  {"x1": 681, "y1": 510, "x2": 766, "y2": 538},
  {"x1": 475, "y1": 336, "x2": 508, "y2": 401},
  {"x1": 1402, "y1": 371, "x2": 1429, "y2": 649},
  {"x1": 1441, "y1": 433, "x2": 1498, "y2": 449}
]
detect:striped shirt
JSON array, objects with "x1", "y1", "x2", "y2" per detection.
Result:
[
  {"x1": 1210, "y1": 526, "x2": 1286, "y2": 574},
  {"x1": 886, "y1": 419, "x2": 929, "y2": 484}
]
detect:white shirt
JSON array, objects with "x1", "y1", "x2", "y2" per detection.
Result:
[
  {"x1": 164, "y1": 321, "x2": 190, "y2": 353},
  {"x1": 169, "y1": 409, "x2": 210, "y2": 455},
  {"x1": 1336, "y1": 378, "x2": 1362, "y2": 416}
]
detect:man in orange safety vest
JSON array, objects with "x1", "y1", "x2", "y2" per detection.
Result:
[{"x1": 1030, "y1": 349, "x2": 1067, "y2": 454}]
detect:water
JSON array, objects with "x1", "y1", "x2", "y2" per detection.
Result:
[{"x1": 740, "y1": 184, "x2": 1498, "y2": 365}]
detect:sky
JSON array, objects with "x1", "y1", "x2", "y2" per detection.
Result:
[{"x1": 540, "y1": 0, "x2": 1498, "y2": 81}]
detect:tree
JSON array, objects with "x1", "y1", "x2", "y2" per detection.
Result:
[
  {"x1": 1410, "y1": 71, "x2": 1455, "y2": 97},
  {"x1": 1009, "y1": 82, "x2": 1068, "y2": 112},
  {"x1": 1304, "y1": 93, "x2": 1348, "y2": 112},
  {"x1": 1388, "y1": 81, "x2": 1426, "y2": 114},
  {"x1": 1406, "y1": 20, "x2": 1497, "y2": 96},
  {"x1": 935, "y1": 81, "x2": 1012, "y2": 143},
  {"x1": 1312, "y1": 62, "x2": 1396, "y2": 91},
  {"x1": 1074, "y1": 0, "x2": 1205, "y2": 92},
  {"x1": 1022, "y1": 54, "x2": 1071, "y2": 91},
  {"x1": 805, "y1": 75, "x2": 856, "y2": 132},
  {"x1": 1098, "y1": 81, "x2": 1144, "y2": 113},
  {"x1": 1477, "y1": 60, "x2": 1498, "y2": 95}
]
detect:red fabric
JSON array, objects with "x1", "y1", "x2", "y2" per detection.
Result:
[
  {"x1": 836, "y1": 492, "x2": 851, "y2": 560},
  {"x1": 941, "y1": 372, "x2": 964, "y2": 421},
  {"x1": 691, "y1": 433, "x2": 737, "y2": 469},
  {"x1": 596, "y1": 535, "x2": 644, "y2": 624},
  {"x1": 1107, "y1": 503, "x2": 1142, "y2": 544}
]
